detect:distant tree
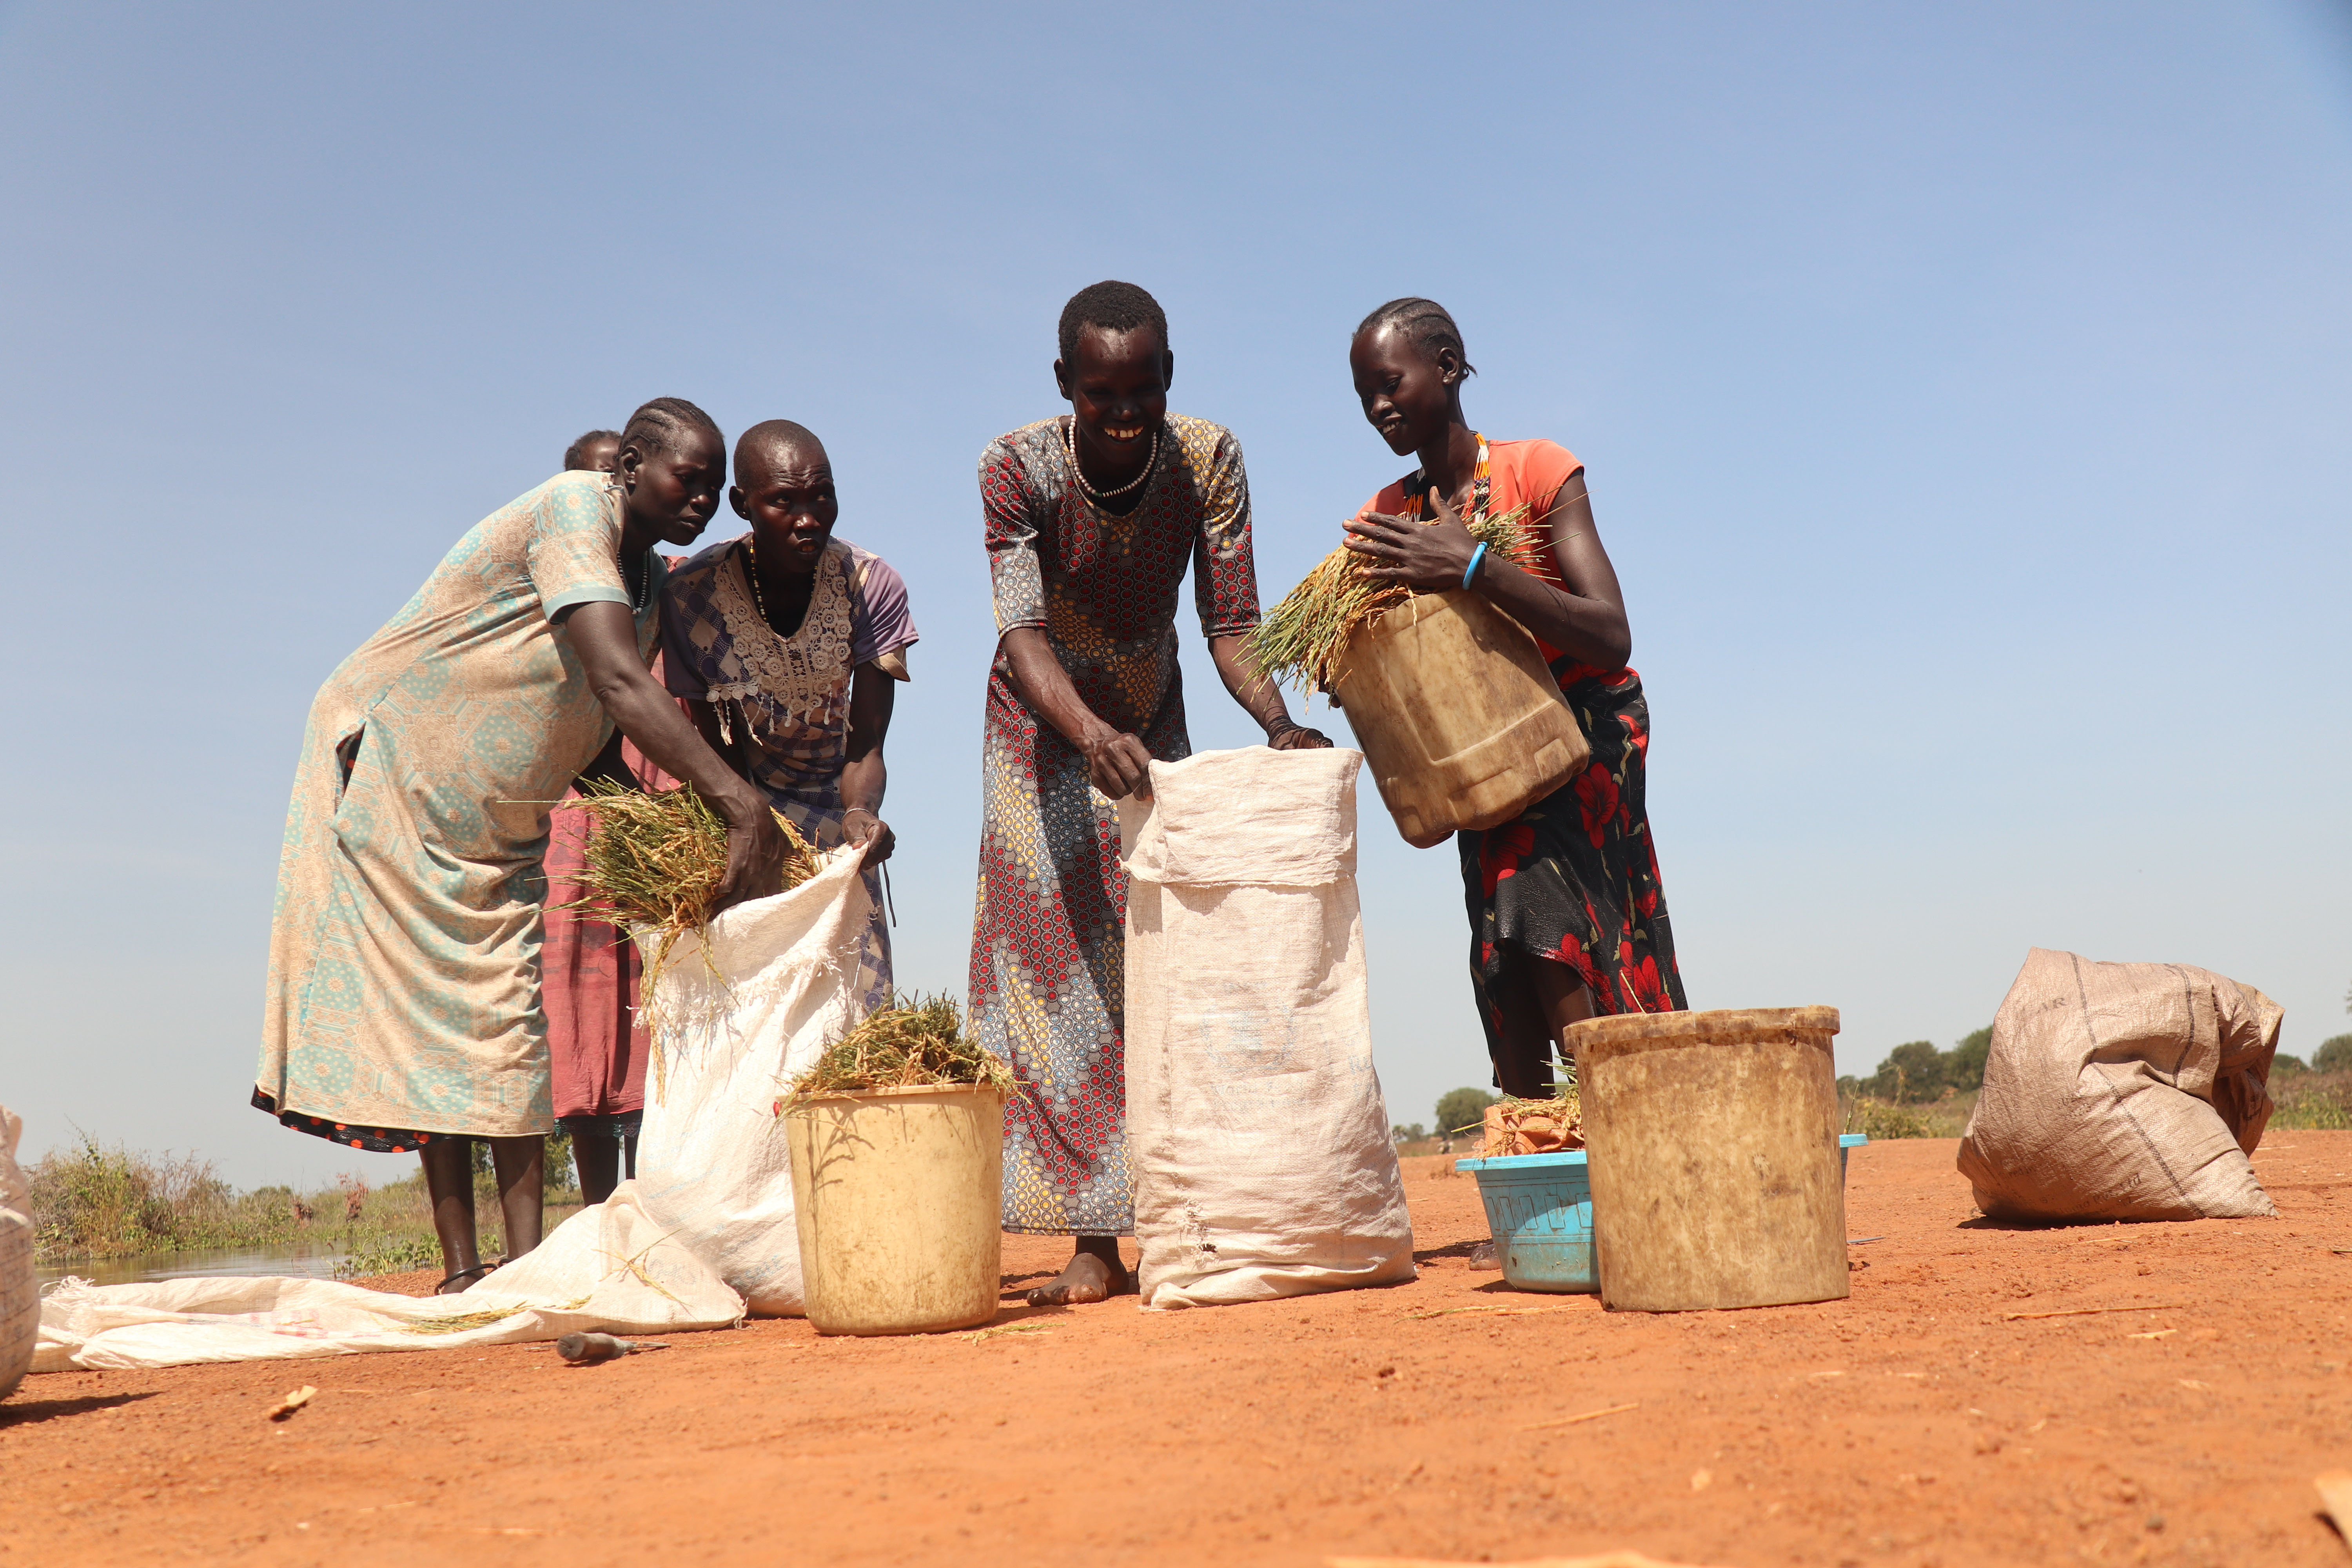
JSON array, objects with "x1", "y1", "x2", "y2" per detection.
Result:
[
  {"x1": 1390, "y1": 1122, "x2": 1428, "y2": 1145},
  {"x1": 1944, "y1": 1027, "x2": 1993, "y2": 1091},
  {"x1": 1434, "y1": 1088, "x2": 1498, "y2": 1139},
  {"x1": 2314, "y1": 1034, "x2": 2352, "y2": 1075},
  {"x1": 1861, "y1": 1041, "x2": 1945, "y2": 1103},
  {"x1": 2272, "y1": 1054, "x2": 2308, "y2": 1075}
]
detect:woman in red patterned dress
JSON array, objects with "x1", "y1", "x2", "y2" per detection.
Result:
[{"x1": 1342, "y1": 298, "x2": 1687, "y2": 1099}]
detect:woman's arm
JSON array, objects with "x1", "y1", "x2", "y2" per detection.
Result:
[
  {"x1": 1205, "y1": 635, "x2": 1332, "y2": 751},
  {"x1": 840, "y1": 663, "x2": 896, "y2": 864},
  {"x1": 560, "y1": 600, "x2": 785, "y2": 909},
  {"x1": 1341, "y1": 474, "x2": 1632, "y2": 670},
  {"x1": 1000, "y1": 627, "x2": 1156, "y2": 800},
  {"x1": 571, "y1": 729, "x2": 641, "y2": 794}
]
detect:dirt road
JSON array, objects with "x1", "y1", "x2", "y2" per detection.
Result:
[{"x1": 7, "y1": 1135, "x2": 2349, "y2": 1567}]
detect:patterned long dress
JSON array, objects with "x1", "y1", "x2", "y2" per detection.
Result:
[
  {"x1": 660, "y1": 534, "x2": 917, "y2": 1013},
  {"x1": 972, "y1": 414, "x2": 1261, "y2": 1236},
  {"x1": 256, "y1": 471, "x2": 664, "y2": 1152},
  {"x1": 1362, "y1": 437, "x2": 1688, "y2": 1073}
]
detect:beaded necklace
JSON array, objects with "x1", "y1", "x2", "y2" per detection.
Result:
[{"x1": 1061, "y1": 416, "x2": 1160, "y2": 504}]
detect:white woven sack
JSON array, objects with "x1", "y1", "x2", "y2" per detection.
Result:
[
  {"x1": 1957, "y1": 948, "x2": 2281, "y2": 1222},
  {"x1": 1, "y1": 1105, "x2": 34, "y2": 1399},
  {"x1": 1120, "y1": 746, "x2": 1416, "y2": 1309},
  {"x1": 34, "y1": 1182, "x2": 744, "y2": 1373},
  {"x1": 632, "y1": 846, "x2": 872, "y2": 1316}
]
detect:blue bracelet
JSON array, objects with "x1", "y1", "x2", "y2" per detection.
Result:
[{"x1": 1461, "y1": 541, "x2": 1489, "y2": 591}]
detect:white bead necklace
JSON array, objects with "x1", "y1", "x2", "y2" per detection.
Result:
[{"x1": 1062, "y1": 416, "x2": 1160, "y2": 504}]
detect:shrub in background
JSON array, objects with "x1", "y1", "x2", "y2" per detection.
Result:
[{"x1": 1434, "y1": 1087, "x2": 1498, "y2": 1141}]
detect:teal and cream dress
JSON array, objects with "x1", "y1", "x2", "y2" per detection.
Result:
[{"x1": 255, "y1": 471, "x2": 664, "y2": 1152}]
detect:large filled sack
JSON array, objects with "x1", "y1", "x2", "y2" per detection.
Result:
[
  {"x1": 1957, "y1": 948, "x2": 2282, "y2": 1222},
  {"x1": 1120, "y1": 746, "x2": 1416, "y2": 1309},
  {"x1": 2, "y1": 1106, "x2": 34, "y2": 1398},
  {"x1": 631, "y1": 847, "x2": 873, "y2": 1316}
]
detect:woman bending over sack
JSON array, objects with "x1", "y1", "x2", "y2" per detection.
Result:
[
  {"x1": 258, "y1": 399, "x2": 787, "y2": 1293},
  {"x1": 1342, "y1": 299, "x2": 1687, "y2": 1098}
]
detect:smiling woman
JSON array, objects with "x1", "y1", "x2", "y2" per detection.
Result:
[
  {"x1": 969, "y1": 281, "x2": 1331, "y2": 1309},
  {"x1": 252, "y1": 396, "x2": 786, "y2": 1294},
  {"x1": 1342, "y1": 299, "x2": 1687, "y2": 1098}
]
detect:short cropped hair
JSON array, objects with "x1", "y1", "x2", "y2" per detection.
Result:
[
  {"x1": 1058, "y1": 280, "x2": 1169, "y2": 363},
  {"x1": 563, "y1": 428, "x2": 621, "y2": 470}
]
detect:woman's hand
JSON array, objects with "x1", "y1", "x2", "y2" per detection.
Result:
[
  {"x1": 1080, "y1": 727, "x2": 1156, "y2": 800},
  {"x1": 843, "y1": 806, "x2": 896, "y2": 866},
  {"x1": 1267, "y1": 722, "x2": 1333, "y2": 751},
  {"x1": 711, "y1": 792, "x2": 787, "y2": 912},
  {"x1": 1343, "y1": 488, "x2": 1479, "y2": 590}
]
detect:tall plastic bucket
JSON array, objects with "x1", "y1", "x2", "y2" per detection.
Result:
[
  {"x1": 784, "y1": 1084, "x2": 1004, "y2": 1336},
  {"x1": 1330, "y1": 591, "x2": 1589, "y2": 848},
  {"x1": 1454, "y1": 1152, "x2": 1595, "y2": 1292},
  {"x1": 1570, "y1": 1006, "x2": 1848, "y2": 1312}
]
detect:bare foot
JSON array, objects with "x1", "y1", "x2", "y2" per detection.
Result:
[{"x1": 1025, "y1": 1249, "x2": 1131, "y2": 1307}]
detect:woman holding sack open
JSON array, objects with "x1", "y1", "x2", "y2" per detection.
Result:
[{"x1": 1342, "y1": 298, "x2": 1687, "y2": 1099}]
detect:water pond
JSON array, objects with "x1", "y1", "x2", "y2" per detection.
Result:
[{"x1": 38, "y1": 1245, "x2": 354, "y2": 1289}]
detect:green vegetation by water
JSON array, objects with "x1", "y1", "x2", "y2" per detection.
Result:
[{"x1": 27, "y1": 1134, "x2": 585, "y2": 1278}]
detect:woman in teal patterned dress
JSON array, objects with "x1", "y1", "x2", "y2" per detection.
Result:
[{"x1": 257, "y1": 398, "x2": 786, "y2": 1292}]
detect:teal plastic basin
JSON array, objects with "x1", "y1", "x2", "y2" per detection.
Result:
[
  {"x1": 1457, "y1": 1133, "x2": 1872, "y2": 1296},
  {"x1": 1453, "y1": 1151, "x2": 1595, "y2": 1293}
]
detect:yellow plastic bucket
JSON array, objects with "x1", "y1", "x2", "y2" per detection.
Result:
[{"x1": 784, "y1": 1084, "x2": 1004, "y2": 1336}]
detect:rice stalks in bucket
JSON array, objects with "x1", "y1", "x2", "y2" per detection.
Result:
[
  {"x1": 777, "y1": 993, "x2": 1016, "y2": 1112},
  {"x1": 560, "y1": 779, "x2": 822, "y2": 1091},
  {"x1": 1244, "y1": 503, "x2": 1545, "y2": 695}
]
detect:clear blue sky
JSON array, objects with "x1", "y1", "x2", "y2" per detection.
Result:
[{"x1": 3, "y1": 3, "x2": 2346, "y2": 1189}]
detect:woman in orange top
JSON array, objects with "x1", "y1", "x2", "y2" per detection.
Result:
[{"x1": 1343, "y1": 298, "x2": 1686, "y2": 1098}]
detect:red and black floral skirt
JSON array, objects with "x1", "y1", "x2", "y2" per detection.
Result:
[{"x1": 1457, "y1": 667, "x2": 1688, "y2": 1067}]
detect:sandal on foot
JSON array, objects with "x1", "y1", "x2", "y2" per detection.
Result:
[{"x1": 437, "y1": 1264, "x2": 493, "y2": 1294}]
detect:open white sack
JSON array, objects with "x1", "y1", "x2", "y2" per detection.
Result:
[
  {"x1": 31, "y1": 848, "x2": 873, "y2": 1371},
  {"x1": 1120, "y1": 746, "x2": 1416, "y2": 1309},
  {"x1": 632, "y1": 844, "x2": 871, "y2": 1315},
  {"x1": 1956, "y1": 947, "x2": 2282, "y2": 1222},
  {"x1": 35, "y1": 1183, "x2": 743, "y2": 1373}
]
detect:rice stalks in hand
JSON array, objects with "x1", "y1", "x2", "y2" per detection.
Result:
[
  {"x1": 563, "y1": 779, "x2": 819, "y2": 936},
  {"x1": 1244, "y1": 503, "x2": 1546, "y2": 695},
  {"x1": 560, "y1": 780, "x2": 822, "y2": 1091},
  {"x1": 777, "y1": 993, "x2": 1016, "y2": 1111}
]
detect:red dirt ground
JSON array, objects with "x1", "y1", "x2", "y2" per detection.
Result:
[{"x1": 5, "y1": 1135, "x2": 2350, "y2": 1568}]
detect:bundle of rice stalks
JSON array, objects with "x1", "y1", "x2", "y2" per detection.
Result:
[
  {"x1": 1245, "y1": 503, "x2": 1545, "y2": 695},
  {"x1": 777, "y1": 993, "x2": 1016, "y2": 1111},
  {"x1": 564, "y1": 778, "x2": 820, "y2": 940}
]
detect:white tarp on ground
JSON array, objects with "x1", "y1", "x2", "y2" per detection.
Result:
[
  {"x1": 31, "y1": 849, "x2": 871, "y2": 1372},
  {"x1": 1956, "y1": 947, "x2": 2282, "y2": 1223},
  {"x1": 1120, "y1": 746, "x2": 1417, "y2": 1309}
]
